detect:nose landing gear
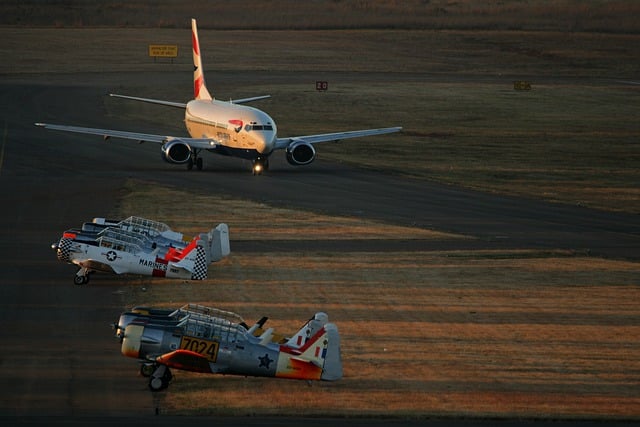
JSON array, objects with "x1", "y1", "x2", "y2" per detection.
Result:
[
  {"x1": 252, "y1": 157, "x2": 269, "y2": 175},
  {"x1": 74, "y1": 268, "x2": 91, "y2": 285}
]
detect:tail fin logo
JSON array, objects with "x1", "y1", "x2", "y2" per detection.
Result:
[
  {"x1": 194, "y1": 75, "x2": 206, "y2": 99},
  {"x1": 191, "y1": 18, "x2": 213, "y2": 101}
]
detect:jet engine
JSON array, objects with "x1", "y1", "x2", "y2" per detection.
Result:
[
  {"x1": 285, "y1": 141, "x2": 316, "y2": 166},
  {"x1": 161, "y1": 140, "x2": 192, "y2": 164}
]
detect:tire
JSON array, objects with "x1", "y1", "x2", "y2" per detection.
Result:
[
  {"x1": 140, "y1": 364, "x2": 155, "y2": 377},
  {"x1": 149, "y1": 377, "x2": 164, "y2": 392}
]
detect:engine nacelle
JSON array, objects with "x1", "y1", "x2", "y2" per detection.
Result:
[
  {"x1": 161, "y1": 140, "x2": 192, "y2": 164},
  {"x1": 285, "y1": 141, "x2": 316, "y2": 166}
]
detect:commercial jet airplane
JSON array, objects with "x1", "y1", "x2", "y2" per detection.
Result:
[{"x1": 36, "y1": 19, "x2": 402, "y2": 175}]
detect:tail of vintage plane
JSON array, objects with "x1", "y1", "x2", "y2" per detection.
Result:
[
  {"x1": 191, "y1": 18, "x2": 212, "y2": 101},
  {"x1": 167, "y1": 237, "x2": 209, "y2": 280},
  {"x1": 277, "y1": 312, "x2": 342, "y2": 381},
  {"x1": 165, "y1": 223, "x2": 229, "y2": 279},
  {"x1": 209, "y1": 223, "x2": 230, "y2": 262},
  {"x1": 277, "y1": 321, "x2": 342, "y2": 381},
  {"x1": 284, "y1": 312, "x2": 329, "y2": 349}
]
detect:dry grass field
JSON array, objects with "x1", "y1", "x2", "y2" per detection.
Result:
[
  {"x1": 113, "y1": 181, "x2": 640, "y2": 419},
  {"x1": 3, "y1": 0, "x2": 640, "y2": 33}
]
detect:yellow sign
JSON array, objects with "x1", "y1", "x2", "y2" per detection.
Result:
[
  {"x1": 149, "y1": 45, "x2": 178, "y2": 58},
  {"x1": 513, "y1": 81, "x2": 532, "y2": 91}
]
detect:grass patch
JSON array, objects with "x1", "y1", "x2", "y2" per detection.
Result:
[
  {"x1": 117, "y1": 180, "x2": 463, "y2": 241},
  {"x1": 114, "y1": 181, "x2": 640, "y2": 419},
  {"x1": 3, "y1": 1, "x2": 640, "y2": 33}
]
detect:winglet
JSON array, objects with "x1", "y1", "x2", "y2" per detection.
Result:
[{"x1": 192, "y1": 18, "x2": 213, "y2": 101}]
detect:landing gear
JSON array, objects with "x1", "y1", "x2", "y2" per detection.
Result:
[
  {"x1": 252, "y1": 157, "x2": 269, "y2": 175},
  {"x1": 140, "y1": 363, "x2": 155, "y2": 377},
  {"x1": 148, "y1": 364, "x2": 173, "y2": 392},
  {"x1": 187, "y1": 150, "x2": 204, "y2": 171},
  {"x1": 73, "y1": 268, "x2": 91, "y2": 285}
]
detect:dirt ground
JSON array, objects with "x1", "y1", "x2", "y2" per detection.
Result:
[{"x1": 115, "y1": 183, "x2": 640, "y2": 418}]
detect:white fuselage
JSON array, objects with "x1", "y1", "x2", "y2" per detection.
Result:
[
  {"x1": 185, "y1": 100, "x2": 277, "y2": 155},
  {"x1": 74, "y1": 242, "x2": 195, "y2": 279}
]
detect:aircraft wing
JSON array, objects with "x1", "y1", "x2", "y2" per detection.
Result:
[
  {"x1": 76, "y1": 259, "x2": 121, "y2": 274},
  {"x1": 155, "y1": 349, "x2": 212, "y2": 373},
  {"x1": 35, "y1": 123, "x2": 217, "y2": 148},
  {"x1": 274, "y1": 126, "x2": 402, "y2": 150}
]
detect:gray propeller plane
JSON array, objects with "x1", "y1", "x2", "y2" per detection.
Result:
[
  {"x1": 114, "y1": 304, "x2": 342, "y2": 391},
  {"x1": 52, "y1": 216, "x2": 230, "y2": 285},
  {"x1": 35, "y1": 18, "x2": 401, "y2": 175}
]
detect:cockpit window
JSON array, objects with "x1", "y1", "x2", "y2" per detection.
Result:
[{"x1": 244, "y1": 124, "x2": 273, "y2": 132}]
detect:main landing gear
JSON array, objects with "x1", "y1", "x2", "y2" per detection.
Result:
[
  {"x1": 141, "y1": 363, "x2": 173, "y2": 392},
  {"x1": 186, "y1": 156, "x2": 204, "y2": 171},
  {"x1": 74, "y1": 268, "x2": 92, "y2": 285}
]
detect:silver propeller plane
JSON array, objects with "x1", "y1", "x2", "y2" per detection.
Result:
[
  {"x1": 52, "y1": 216, "x2": 230, "y2": 285},
  {"x1": 115, "y1": 304, "x2": 342, "y2": 391}
]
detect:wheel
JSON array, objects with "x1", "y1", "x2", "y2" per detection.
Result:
[
  {"x1": 196, "y1": 157, "x2": 203, "y2": 170},
  {"x1": 186, "y1": 158, "x2": 194, "y2": 170},
  {"x1": 148, "y1": 365, "x2": 172, "y2": 391},
  {"x1": 140, "y1": 363, "x2": 155, "y2": 377},
  {"x1": 73, "y1": 275, "x2": 87, "y2": 286},
  {"x1": 149, "y1": 376, "x2": 165, "y2": 392}
]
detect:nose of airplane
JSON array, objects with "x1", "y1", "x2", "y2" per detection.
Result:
[
  {"x1": 54, "y1": 237, "x2": 72, "y2": 262},
  {"x1": 258, "y1": 131, "x2": 277, "y2": 154},
  {"x1": 121, "y1": 324, "x2": 144, "y2": 358}
]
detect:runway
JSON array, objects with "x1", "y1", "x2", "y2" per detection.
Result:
[{"x1": 0, "y1": 74, "x2": 638, "y2": 425}]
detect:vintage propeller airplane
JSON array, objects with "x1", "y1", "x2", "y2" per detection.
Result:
[
  {"x1": 115, "y1": 304, "x2": 342, "y2": 391},
  {"x1": 52, "y1": 216, "x2": 230, "y2": 285},
  {"x1": 35, "y1": 18, "x2": 401, "y2": 175}
]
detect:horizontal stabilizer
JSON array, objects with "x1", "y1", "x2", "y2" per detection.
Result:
[
  {"x1": 231, "y1": 95, "x2": 271, "y2": 104},
  {"x1": 109, "y1": 93, "x2": 187, "y2": 109}
]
